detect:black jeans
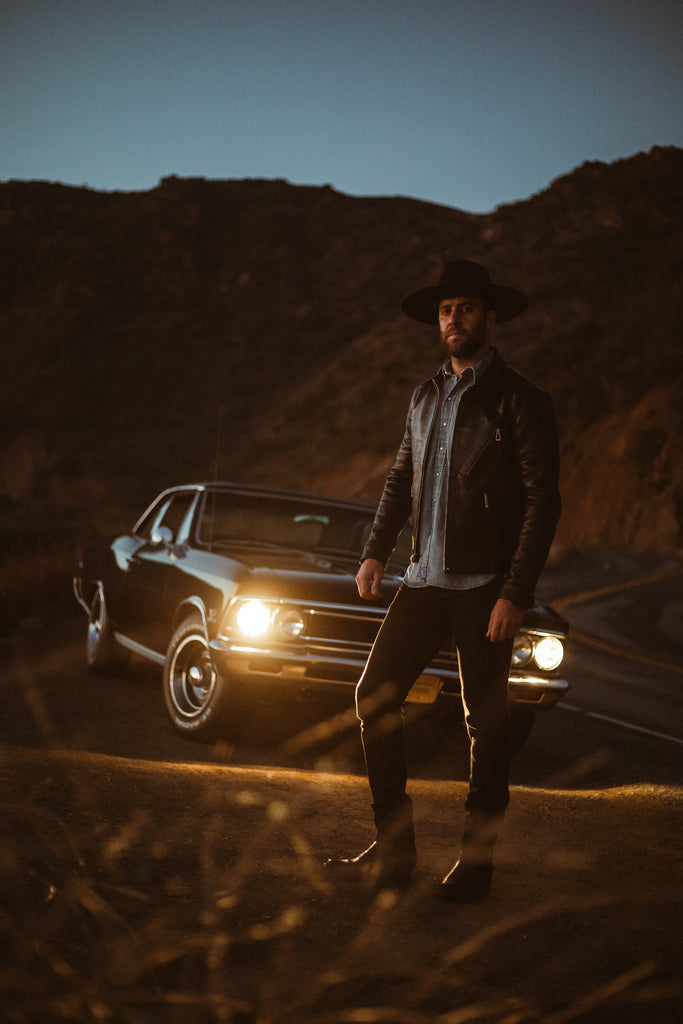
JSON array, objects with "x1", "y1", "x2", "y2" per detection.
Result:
[{"x1": 355, "y1": 579, "x2": 513, "y2": 823}]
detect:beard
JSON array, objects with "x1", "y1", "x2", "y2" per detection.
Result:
[{"x1": 440, "y1": 321, "x2": 489, "y2": 360}]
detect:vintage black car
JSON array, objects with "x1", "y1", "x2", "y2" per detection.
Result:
[{"x1": 74, "y1": 483, "x2": 569, "y2": 747}]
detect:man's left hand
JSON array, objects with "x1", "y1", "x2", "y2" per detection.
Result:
[{"x1": 486, "y1": 598, "x2": 525, "y2": 643}]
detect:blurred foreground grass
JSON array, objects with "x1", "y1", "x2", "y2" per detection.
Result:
[{"x1": 2, "y1": 747, "x2": 682, "y2": 1024}]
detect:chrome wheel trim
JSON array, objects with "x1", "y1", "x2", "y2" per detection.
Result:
[{"x1": 168, "y1": 631, "x2": 217, "y2": 718}]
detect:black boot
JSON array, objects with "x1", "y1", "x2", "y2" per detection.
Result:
[
  {"x1": 439, "y1": 812, "x2": 501, "y2": 903},
  {"x1": 439, "y1": 860, "x2": 493, "y2": 903},
  {"x1": 325, "y1": 800, "x2": 416, "y2": 890}
]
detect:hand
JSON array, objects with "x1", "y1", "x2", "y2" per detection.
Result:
[
  {"x1": 356, "y1": 558, "x2": 384, "y2": 600},
  {"x1": 486, "y1": 598, "x2": 525, "y2": 643}
]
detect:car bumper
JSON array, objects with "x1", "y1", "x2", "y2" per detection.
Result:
[{"x1": 208, "y1": 638, "x2": 569, "y2": 709}]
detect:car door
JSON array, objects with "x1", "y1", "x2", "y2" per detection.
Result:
[{"x1": 119, "y1": 492, "x2": 196, "y2": 654}]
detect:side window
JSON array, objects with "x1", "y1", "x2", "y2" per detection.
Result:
[
  {"x1": 134, "y1": 499, "x2": 167, "y2": 541},
  {"x1": 156, "y1": 494, "x2": 195, "y2": 543}
]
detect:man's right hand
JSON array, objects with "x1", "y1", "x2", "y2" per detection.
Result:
[{"x1": 356, "y1": 558, "x2": 385, "y2": 600}]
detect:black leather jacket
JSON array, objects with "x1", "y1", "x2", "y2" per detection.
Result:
[{"x1": 362, "y1": 349, "x2": 561, "y2": 608}]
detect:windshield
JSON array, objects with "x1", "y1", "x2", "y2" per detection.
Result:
[{"x1": 196, "y1": 490, "x2": 412, "y2": 568}]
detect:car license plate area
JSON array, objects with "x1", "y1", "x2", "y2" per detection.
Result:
[{"x1": 405, "y1": 675, "x2": 443, "y2": 704}]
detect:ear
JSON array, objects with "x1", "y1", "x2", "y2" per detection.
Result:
[{"x1": 486, "y1": 308, "x2": 497, "y2": 330}]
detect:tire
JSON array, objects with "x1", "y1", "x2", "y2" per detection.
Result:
[
  {"x1": 86, "y1": 584, "x2": 130, "y2": 674},
  {"x1": 509, "y1": 706, "x2": 536, "y2": 753},
  {"x1": 162, "y1": 617, "x2": 245, "y2": 741}
]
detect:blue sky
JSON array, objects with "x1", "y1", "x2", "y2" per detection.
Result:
[{"x1": 2, "y1": 0, "x2": 681, "y2": 212}]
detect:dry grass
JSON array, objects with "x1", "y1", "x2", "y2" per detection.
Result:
[{"x1": 2, "y1": 742, "x2": 682, "y2": 1024}]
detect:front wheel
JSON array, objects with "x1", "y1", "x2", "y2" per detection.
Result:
[
  {"x1": 163, "y1": 617, "x2": 245, "y2": 741},
  {"x1": 86, "y1": 584, "x2": 130, "y2": 674}
]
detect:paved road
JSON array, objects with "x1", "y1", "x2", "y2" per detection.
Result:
[{"x1": 537, "y1": 550, "x2": 683, "y2": 750}]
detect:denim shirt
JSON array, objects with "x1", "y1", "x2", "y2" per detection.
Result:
[{"x1": 404, "y1": 348, "x2": 497, "y2": 591}]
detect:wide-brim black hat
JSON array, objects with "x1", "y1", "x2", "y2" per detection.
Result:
[{"x1": 401, "y1": 260, "x2": 528, "y2": 324}]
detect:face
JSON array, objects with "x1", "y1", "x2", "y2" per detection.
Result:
[{"x1": 438, "y1": 296, "x2": 496, "y2": 363}]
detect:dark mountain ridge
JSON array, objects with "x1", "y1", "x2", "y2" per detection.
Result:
[{"x1": 1, "y1": 146, "x2": 681, "y2": 556}]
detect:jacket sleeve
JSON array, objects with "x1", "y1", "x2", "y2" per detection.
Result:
[
  {"x1": 500, "y1": 387, "x2": 561, "y2": 608},
  {"x1": 360, "y1": 393, "x2": 417, "y2": 565}
]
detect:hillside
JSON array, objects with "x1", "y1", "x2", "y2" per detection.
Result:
[{"x1": 1, "y1": 146, "x2": 682, "y2": 555}]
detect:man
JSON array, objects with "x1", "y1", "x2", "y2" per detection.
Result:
[{"x1": 327, "y1": 259, "x2": 561, "y2": 902}]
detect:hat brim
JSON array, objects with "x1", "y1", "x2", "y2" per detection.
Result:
[{"x1": 401, "y1": 283, "x2": 528, "y2": 325}]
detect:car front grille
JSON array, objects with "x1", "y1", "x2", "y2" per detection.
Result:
[
  {"x1": 298, "y1": 603, "x2": 459, "y2": 670},
  {"x1": 303, "y1": 606, "x2": 383, "y2": 647}
]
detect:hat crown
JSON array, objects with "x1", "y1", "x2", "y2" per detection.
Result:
[{"x1": 436, "y1": 260, "x2": 492, "y2": 297}]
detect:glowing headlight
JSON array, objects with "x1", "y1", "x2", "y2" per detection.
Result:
[
  {"x1": 273, "y1": 607, "x2": 306, "y2": 639},
  {"x1": 533, "y1": 635, "x2": 564, "y2": 672},
  {"x1": 511, "y1": 635, "x2": 533, "y2": 667},
  {"x1": 235, "y1": 600, "x2": 272, "y2": 637}
]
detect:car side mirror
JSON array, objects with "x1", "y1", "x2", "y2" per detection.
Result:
[{"x1": 150, "y1": 525, "x2": 174, "y2": 547}]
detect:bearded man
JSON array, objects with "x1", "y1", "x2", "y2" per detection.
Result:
[{"x1": 327, "y1": 259, "x2": 561, "y2": 902}]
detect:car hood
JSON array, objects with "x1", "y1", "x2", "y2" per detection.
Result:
[{"x1": 227, "y1": 545, "x2": 402, "y2": 607}]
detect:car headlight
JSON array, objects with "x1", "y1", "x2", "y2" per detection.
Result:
[
  {"x1": 511, "y1": 635, "x2": 533, "y2": 667},
  {"x1": 273, "y1": 607, "x2": 306, "y2": 639},
  {"x1": 235, "y1": 600, "x2": 272, "y2": 638},
  {"x1": 533, "y1": 635, "x2": 564, "y2": 672}
]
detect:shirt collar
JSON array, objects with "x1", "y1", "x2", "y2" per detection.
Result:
[{"x1": 441, "y1": 345, "x2": 496, "y2": 383}]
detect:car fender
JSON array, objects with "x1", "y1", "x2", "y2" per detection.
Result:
[{"x1": 171, "y1": 596, "x2": 210, "y2": 638}]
